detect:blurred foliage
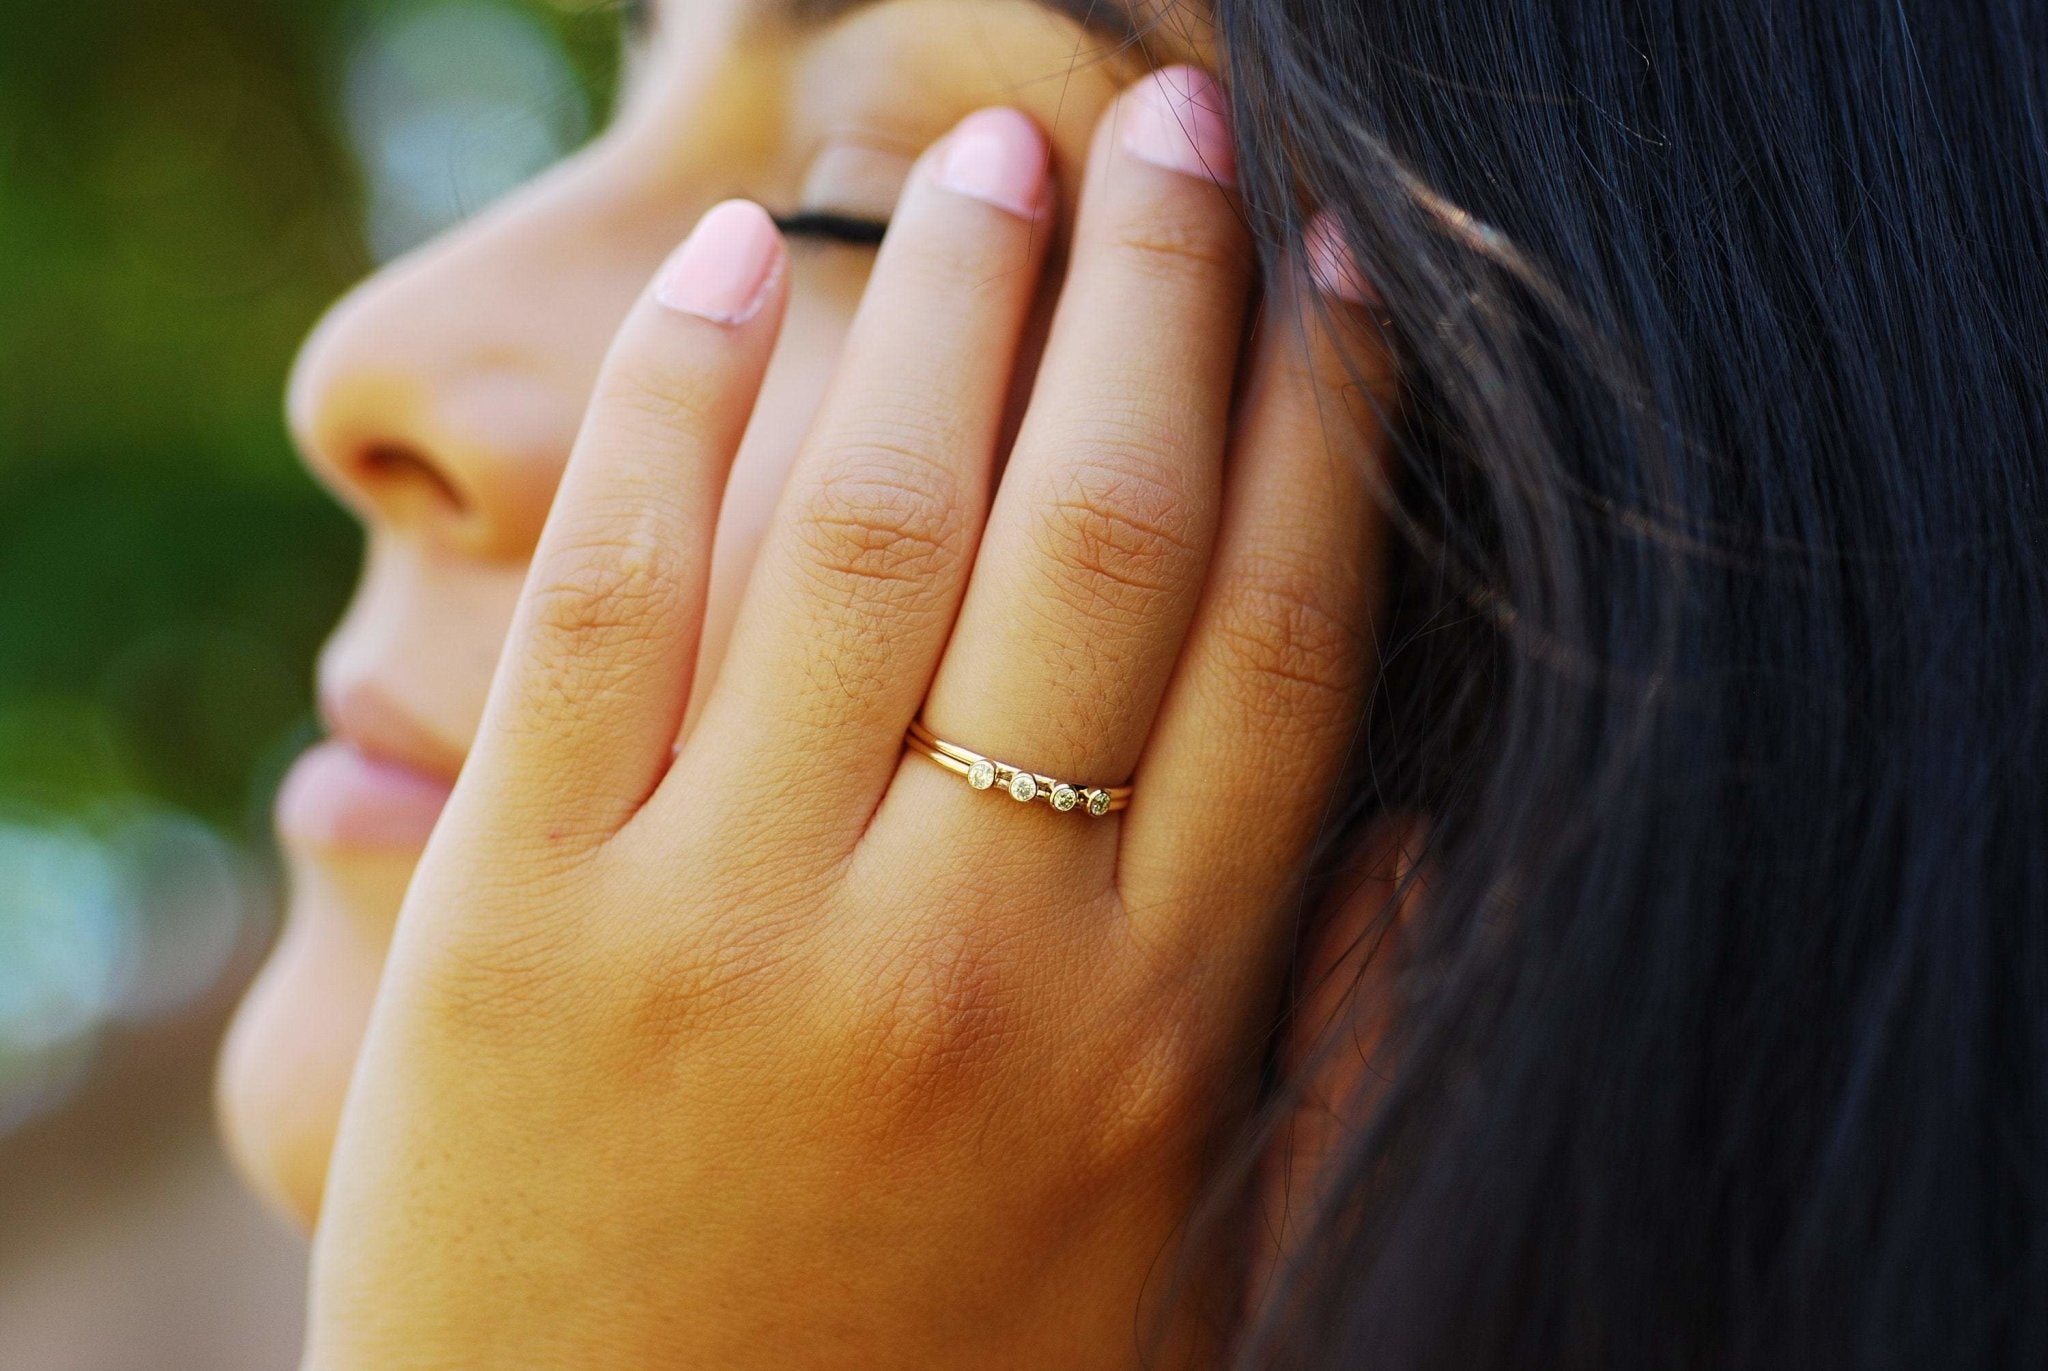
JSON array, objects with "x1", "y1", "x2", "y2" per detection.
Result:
[
  {"x1": 0, "y1": 0, "x2": 625, "y2": 1121},
  {"x1": 2, "y1": 1, "x2": 360, "y2": 830},
  {"x1": 0, "y1": 0, "x2": 621, "y2": 831}
]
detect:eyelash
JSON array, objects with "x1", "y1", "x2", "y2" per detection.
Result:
[{"x1": 772, "y1": 212, "x2": 891, "y2": 248}]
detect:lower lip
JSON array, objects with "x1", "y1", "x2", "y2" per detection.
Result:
[{"x1": 275, "y1": 739, "x2": 455, "y2": 851}]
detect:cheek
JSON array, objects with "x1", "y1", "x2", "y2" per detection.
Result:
[{"x1": 217, "y1": 854, "x2": 412, "y2": 1230}]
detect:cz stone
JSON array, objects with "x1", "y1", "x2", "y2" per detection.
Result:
[
  {"x1": 1051, "y1": 784, "x2": 1080, "y2": 812},
  {"x1": 967, "y1": 759, "x2": 998, "y2": 790},
  {"x1": 1009, "y1": 772, "x2": 1040, "y2": 803},
  {"x1": 1087, "y1": 790, "x2": 1113, "y2": 817}
]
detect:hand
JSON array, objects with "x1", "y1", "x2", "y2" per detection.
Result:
[{"x1": 305, "y1": 67, "x2": 1389, "y2": 1370}]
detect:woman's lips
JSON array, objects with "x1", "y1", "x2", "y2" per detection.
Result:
[{"x1": 275, "y1": 738, "x2": 455, "y2": 850}]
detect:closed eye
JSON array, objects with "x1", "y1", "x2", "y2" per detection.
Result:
[{"x1": 772, "y1": 212, "x2": 890, "y2": 247}]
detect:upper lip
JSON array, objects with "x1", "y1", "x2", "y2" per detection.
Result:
[{"x1": 318, "y1": 679, "x2": 467, "y2": 785}]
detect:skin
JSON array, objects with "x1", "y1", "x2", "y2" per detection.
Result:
[
  {"x1": 216, "y1": 0, "x2": 1399, "y2": 1362},
  {"x1": 221, "y1": 0, "x2": 1169, "y2": 1227}
]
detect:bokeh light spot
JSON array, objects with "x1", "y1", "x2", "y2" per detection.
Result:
[{"x1": 343, "y1": 1, "x2": 590, "y2": 260}]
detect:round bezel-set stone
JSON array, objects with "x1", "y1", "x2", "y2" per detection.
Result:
[
  {"x1": 1008, "y1": 772, "x2": 1040, "y2": 803},
  {"x1": 966, "y1": 758, "x2": 998, "y2": 791},
  {"x1": 1050, "y1": 784, "x2": 1080, "y2": 812},
  {"x1": 1086, "y1": 789, "x2": 1113, "y2": 817}
]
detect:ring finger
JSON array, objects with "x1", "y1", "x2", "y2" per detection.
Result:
[{"x1": 911, "y1": 66, "x2": 1253, "y2": 823}]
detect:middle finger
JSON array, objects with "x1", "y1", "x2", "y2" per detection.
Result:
[{"x1": 678, "y1": 107, "x2": 1055, "y2": 839}]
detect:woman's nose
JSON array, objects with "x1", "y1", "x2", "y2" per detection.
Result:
[{"x1": 286, "y1": 165, "x2": 668, "y2": 561}]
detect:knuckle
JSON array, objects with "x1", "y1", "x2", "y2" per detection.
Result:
[
  {"x1": 621, "y1": 920, "x2": 807, "y2": 1054},
  {"x1": 594, "y1": 357, "x2": 724, "y2": 444},
  {"x1": 850, "y1": 919, "x2": 1024, "y2": 1125},
  {"x1": 1108, "y1": 209, "x2": 1243, "y2": 283},
  {"x1": 416, "y1": 890, "x2": 605, "y2": 1043},
  {"x1": 1032, "y1": 450, "x2": 1202, "y2": 620},
  {"x1": 792, "y1": 446, "x2": 965, "y2": 610},
  {"x1": 1096, "y1": 989, "x2": 1214, "y2": 1165},
  {"x1": 900, "y1": 231, "x2": 1040, "y2": 299},
  {"x1": 1206, "y1": 553, "x2": 1366, "y2": 720},
  {"x1": 1084, "y1": 920, "x2": 1238, "y2": 1169},
  {"x1": 526, "y1": 520, "x2": 680, "y2": 657}
]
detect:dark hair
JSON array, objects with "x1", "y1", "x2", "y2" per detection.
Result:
[{"x1": 1209, "y1": 1, "x2": 2048, "y2": 1365}]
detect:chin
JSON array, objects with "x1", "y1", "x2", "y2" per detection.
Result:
[{"x1": 216, "y1": 847, "x2": 414, "y2": 1231}]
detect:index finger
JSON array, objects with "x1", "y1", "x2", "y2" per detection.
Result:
[{"x1": 464, "y1": 201, "x2": 789, "y2": 845}]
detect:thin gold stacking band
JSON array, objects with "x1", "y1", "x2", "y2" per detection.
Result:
[{"x1": 904, "y1": 718, "x2": 1132, "y2": 816}]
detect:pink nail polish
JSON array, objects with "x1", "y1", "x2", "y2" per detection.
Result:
[
  {"x1": 1306, "y1": 210, "x2": 1379, "y2": 306},
  {"x1": 934, "y1": 107, "x2": 1050, "y2": 218},
  {"x1": 655, "y1": 200, "x2": 784, "y2": 325},
  {"x1": 1118, "y1": 65, "x2": 1236, "y2": 186}
]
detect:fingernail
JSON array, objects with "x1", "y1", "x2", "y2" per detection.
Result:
[
  {"x1": 655, "y1": 200, "x2": 784, "y2": 324},
  {"x1": 1306, "y1": 210, "x2": 1379, "y2": 305},
  {"x1": 1119, "y1": 65, "x2": 1235, "y2": 186},
  {"x1": 934, "y1": 107, "x2": 1050, "y2": 218}
]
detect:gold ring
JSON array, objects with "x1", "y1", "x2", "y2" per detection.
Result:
[{"x1": 904, "y1": 718, "x2": 1131, "y2": 816}]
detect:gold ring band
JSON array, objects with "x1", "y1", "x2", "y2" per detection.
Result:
[{"x1": 904, "y1": 718, "x2": 1131, "y2": 816}]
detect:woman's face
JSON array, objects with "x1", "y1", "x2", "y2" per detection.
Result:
[{"x1": 218, "y1": 0, "x2": 1207, "y2": 1227}]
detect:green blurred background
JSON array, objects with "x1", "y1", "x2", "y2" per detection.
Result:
[{"x1": 0, "y1": 2, "x2": 624, "y2": 1362}]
